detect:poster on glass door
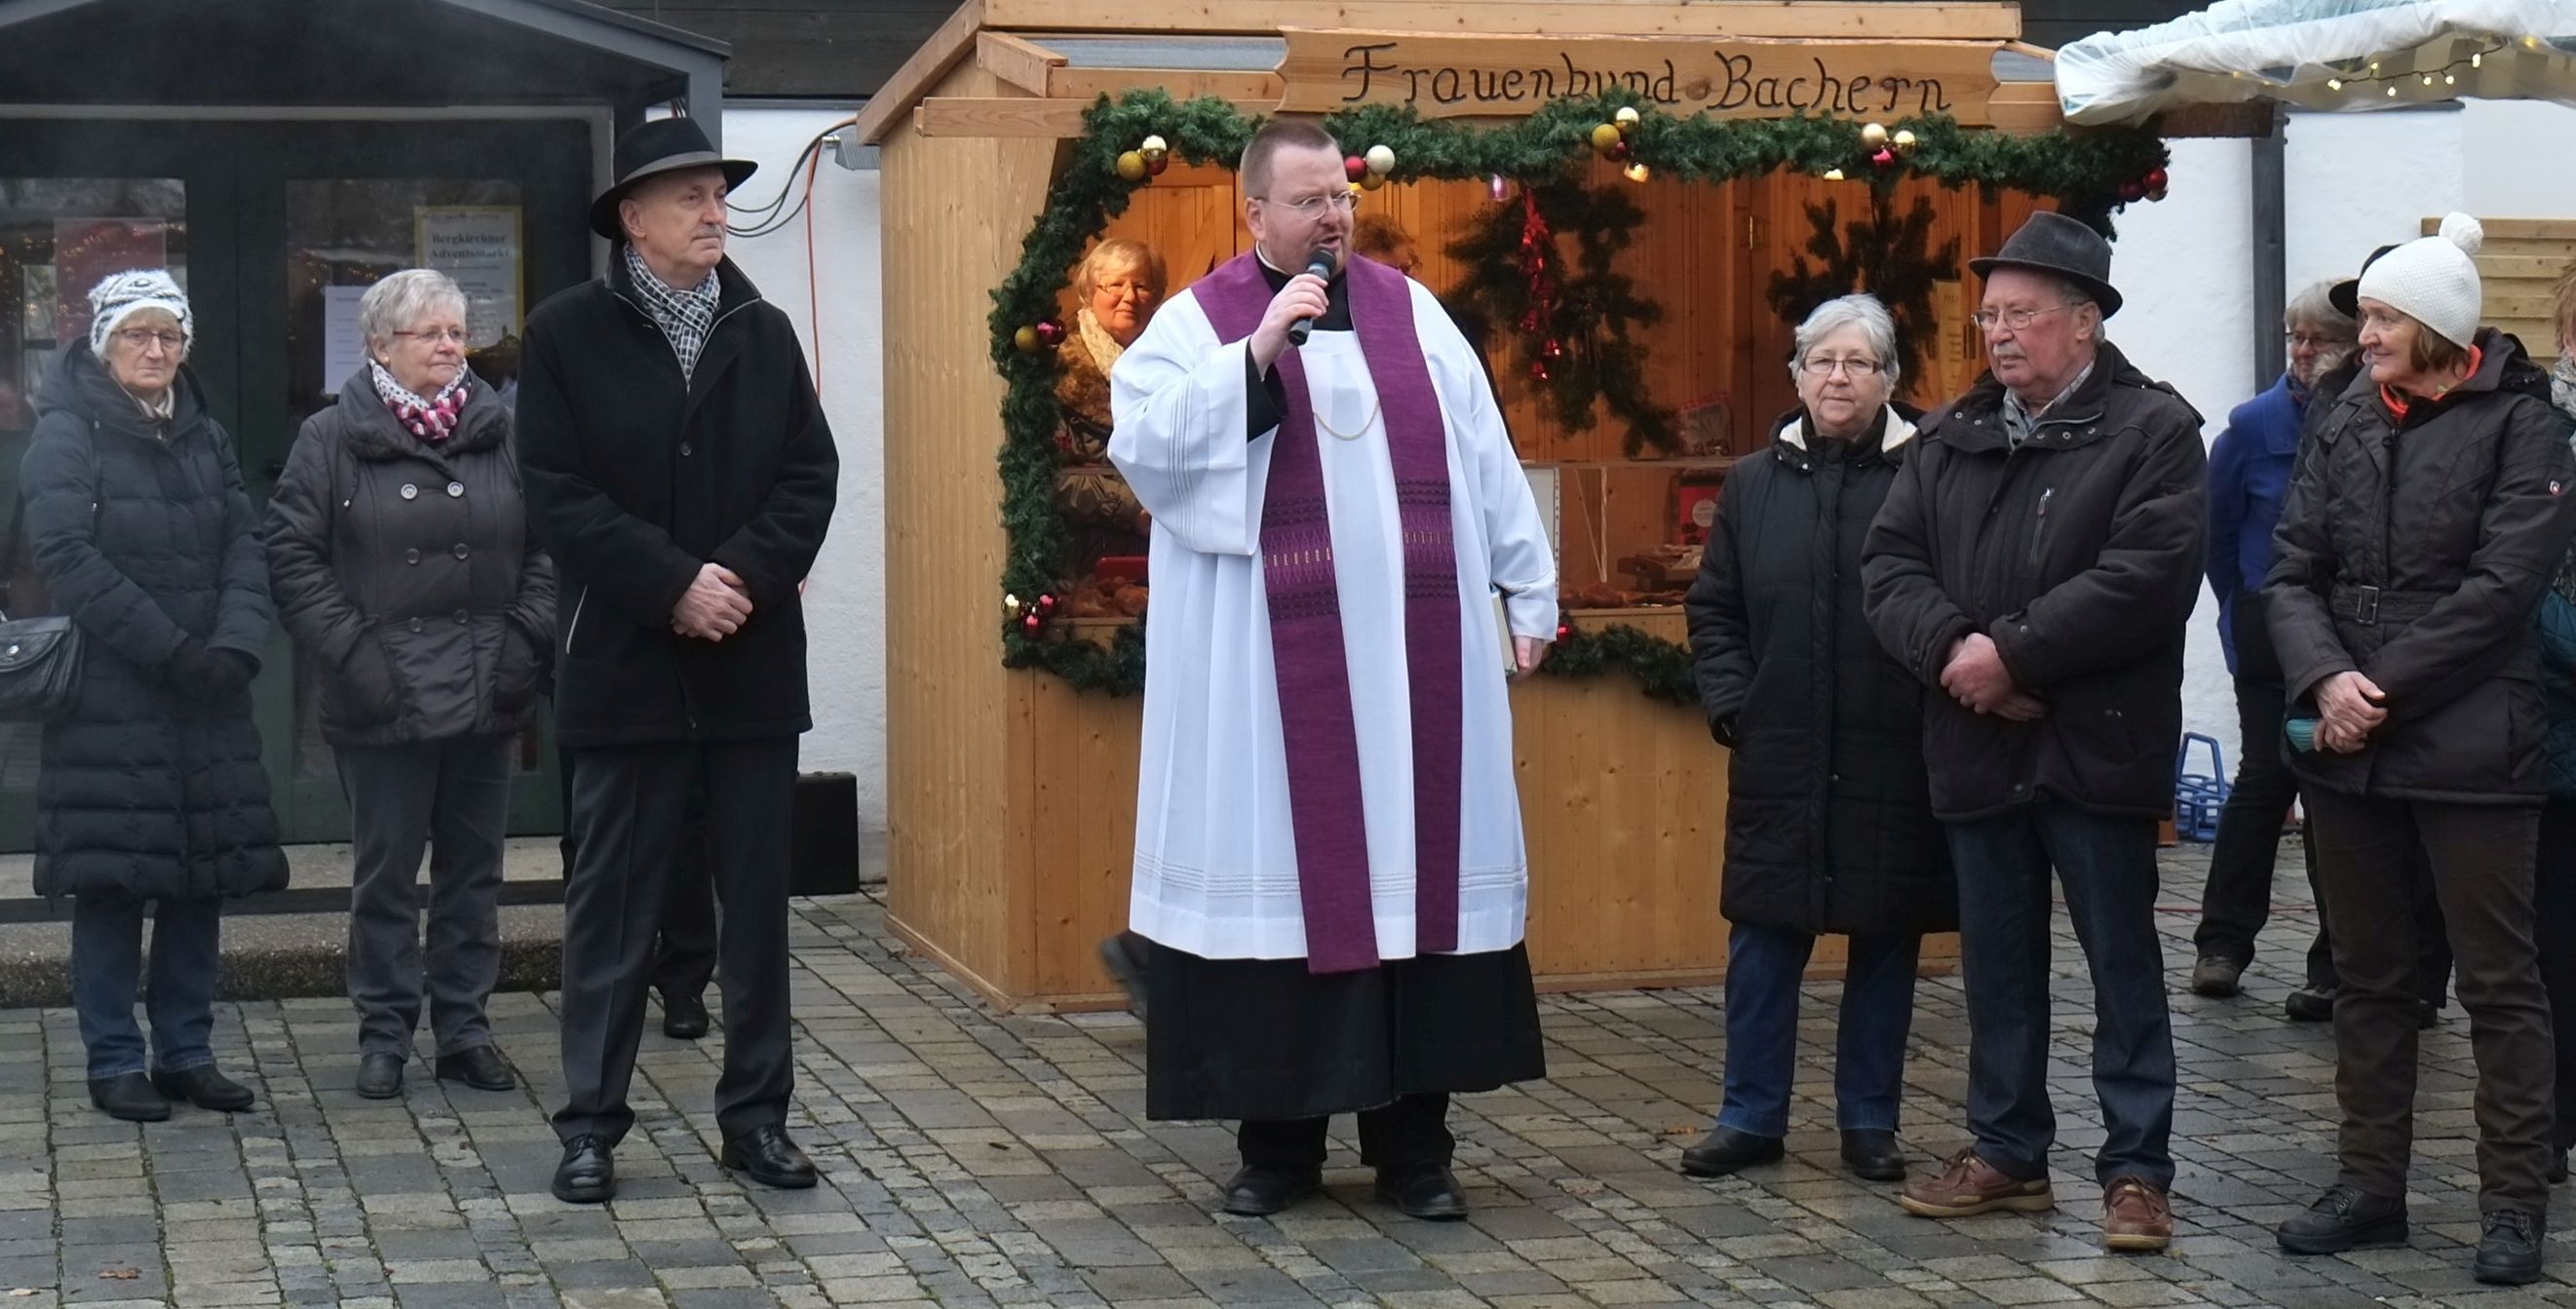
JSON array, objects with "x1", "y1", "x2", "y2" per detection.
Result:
[{"x1": 414, "y1": 206, "x2": 522, "y2": 349}]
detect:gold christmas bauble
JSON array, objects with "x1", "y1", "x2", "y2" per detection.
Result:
[
  {"x1": 1614, "y1": 105, "x2": 1641, "y2": 132},
  {"x1": 1013, "y1": 327, "x2": 1041, "y2": 354},
  {"x1": 1892, "y1": 129, "x2": 1918, "y2": 154},
  {"x1": 1590, "y1": 123, "x2": 1623, "y2": 152},
  {"x1": 1359, "y1": 170, "x2": 1387, "y2": 191},
  {"x1": 1823, "y1": 168, "x2": 1847, "y2": 181},
  {"x1": 1860, "y1": 122, "x2": 1890, "y2": 149},
  {"x1": 1139, "y1": 134, "x2": 1168, "y2": 155},
  {"x1": 1115, "y1": 150, "x2": 1147, "y2": 181}
]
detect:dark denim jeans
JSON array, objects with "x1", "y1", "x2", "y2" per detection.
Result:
[
  {"x1": 1947, "y1": 802, "x2": 2175, "y2": 1188},
  {"x1": 1715, "y1": 920, "x2": 1920, "y2": 1138},
  {"x1": 70, "y1": 893, "x2": 222, "y2": 1081}
]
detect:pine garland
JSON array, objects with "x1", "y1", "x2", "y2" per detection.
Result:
[{"x1": 990, "y1": 90, "x2": 2171, "y2": 698}]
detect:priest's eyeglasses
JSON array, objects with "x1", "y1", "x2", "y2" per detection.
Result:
[
  {"x1": 1799, "y1": 356, "x2": 1882, "y2": 377},
  {"x1": 1258, "y1": 191, "x2": 1361, "y2": 218}
]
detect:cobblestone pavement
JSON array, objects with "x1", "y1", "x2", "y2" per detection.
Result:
[{"x1": 3, "y1": 845, "x2": 2566, "y2": 1308}]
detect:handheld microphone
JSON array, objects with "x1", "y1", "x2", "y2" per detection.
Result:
[{"x1": 1284, "y1": 249, "x2": 1335, "y2": 348}]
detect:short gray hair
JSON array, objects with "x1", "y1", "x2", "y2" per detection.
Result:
[
  {"x1": 359, "y1": 269, "x2": 468, "y2": 351},
  {"x1": 1790, "y1": 293, "x2": 1902, "y2": 383},
  {"x1": 2285, "y1": 278, "x2": 2355, "y2": 335}
]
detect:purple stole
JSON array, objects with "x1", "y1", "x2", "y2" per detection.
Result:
[{"x1": 1189, "y1": 252, "x2": 1465, "y2": 975}]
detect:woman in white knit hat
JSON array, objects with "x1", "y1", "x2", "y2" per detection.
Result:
[
  {"x1": 2265, "y1": 213, "x2": 2576, "y2": 1285},
  {"x1": 21, "y1": 270, "x2": 287, "y2": 1122}
]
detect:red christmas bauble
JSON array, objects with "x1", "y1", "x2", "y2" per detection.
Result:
[
  {"x1": 2144, "y1": 167, "x2": 2170, "y2": 190},
  {"x1": 1021, "y1": 613, "x2": 1043, "y2": 634},
  {"x1": 1036, "y1": 594, "x2": 1058, "y2": 614},
  {"x1": 1144, "y1": 154, "x2": 1169, "y2": 176},
  {"x1": 1034, "y1": 319, "x2": 1065, "y2": 346},
  {"x1": 1871, "y1": 148, "x2": 1897, "y2": 169},
  {"x1": 1344, "y1": 155, "x2": 1368, "y2": 182},
  {"x1": 1603, "y1": 139, "x2": 1631, "y2": 162},
  {"x1": 1530, "y1": 361, "x2": 1551, "y2": 381},
  {"x1": 1554, "y1": 623, "x2": 1572, "y2": 642},
  {"x1": 2118, "y1": 181, "x2": 2146, "y2": 203}
]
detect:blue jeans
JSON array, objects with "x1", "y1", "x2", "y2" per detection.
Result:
[
  {"x1": 1716, "y1": 920, "x2": 1920, "y2": 1138},
  {"x1": 1946, "y1": 802, "x2": 2175, "y2": 1188},
  {"x1": 71, "y1": 894, "x2": 223, "y2": 1081}
]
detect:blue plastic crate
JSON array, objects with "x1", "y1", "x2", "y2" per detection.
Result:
[{"x1": 2172, "y1": 732, "x2": 2229, "y2": 843}]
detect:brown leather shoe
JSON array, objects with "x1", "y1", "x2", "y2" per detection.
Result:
[
  {"x1": 2102, "y1": 1177, "x2": 2173, "y2": 1252},
  {"x1": 1898, "y1": 1149, "x2": 2054, "y2": 1217}
]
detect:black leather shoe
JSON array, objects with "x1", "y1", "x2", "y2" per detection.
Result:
[
  {"x1": 2552, "y1": 1150, "x2": 2569, "y2": 1185},
  {"x1": 1679, "y1": 1127, "x2": 1785, "y2": 1177},
  {"x1": 433, "y1": 1046, "x2": 515, "y2": 1092},
  {"x1": 2475, "y1": 1208, "x2": 2545, "y2": 1285},
  {"x1": 152, "y1": 1064, "x2": 254, "y2": 1111},
  {"x1": 1839, "y1": 1129, "x2": 1907, "y2": 1182},
  {"x1": 1375, "y1": 1164, "x2": 1469, "y2": 1220},
  {"x1": 718, "y1": 1125, "x2": 818, "y2": 1190},
  {"x1": 552, "y1": 1136, "x2": 615, "y2": 1204},
  {"x1": 88, "y1": 1072, "x2": 170, "y2": 1123},
  {"x1": 354, "y1": 1053, "x2": 404, "y2": 1099},
  {"x1": 2284, "y1": 985, "x2": 2336, "y2": 1022},
  {"x1": 2277, "y1": 1184, "x2": 2408, "y2": 1254},
  {"x1": 2419, "y1": 1000, "x2": 2442, "y2": 1030},
  {"x1": 1220, "y1": 1165, "x2": 1319, "y2": 1216},
  {"x1": 2189, "y1": 953, "x2": 2245, "y2": 998},
  {"x1": 662, "y1": 992, "x2": 711, "y2": 1040}
]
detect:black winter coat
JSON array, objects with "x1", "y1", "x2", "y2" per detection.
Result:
[
  {"x1": 2264, "y1": 330, "x2": 2576, "y2": 804},
  {"x1": 22, "y1": 346, "x2": 287, "y2": 901},
  {"x1": 516, "y1": 254, "x2": 838, "y2": 748},
  {"x1": 1862, "y1": 342, "x2": 2208, "y2": 821},
  {"x1": 1687, "y1": 405, "x2": 1953, "y2": 937},
  {"x1": 265, "y1": 368, "x2": 557, "y2": 747}
]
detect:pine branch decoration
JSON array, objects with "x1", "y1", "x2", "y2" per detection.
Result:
[{"x1": 1765, "y1": 192, "x2": 1961, "y2": 384}]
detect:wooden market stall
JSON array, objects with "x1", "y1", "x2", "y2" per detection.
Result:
[{"x1": 863, "y1": 0, "x2": 2264, "y2": 1013}]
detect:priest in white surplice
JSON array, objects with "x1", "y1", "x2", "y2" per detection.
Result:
[{"x1": 1105, "y1": 120, "x2": 1559, "y2": 1222}]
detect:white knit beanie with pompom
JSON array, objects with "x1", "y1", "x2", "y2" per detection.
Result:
[{"x1": 2356, "y1": 212, "x2": 2484, "y2": 348}]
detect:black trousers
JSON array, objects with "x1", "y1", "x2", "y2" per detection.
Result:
[
  {"x1": 2195, "y1": 678, "x2": 2451, "y2": 998},
  {"x1": 558, "y1": 751, "x2": 717, "y2": 1004},
  {"x1": 651, "y1": 800, "x2": 717, "y2": 1003},
  {"x1": 2534, "y1": 801, "x2": 2576, "y2": 1150},
  {"x1": 2307, "y1": 789, "x2": 2553, "y2": 1212},
  {"x1": 1238, "y1": 1093, "x2": 1454, "y2": 1173},
  {"x1": 553, "y1": 738, "x2": 798, "y2": 1146}
]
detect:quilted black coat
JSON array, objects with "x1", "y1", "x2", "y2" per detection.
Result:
[
  {"x1": 265, "y1": 368, "x2": 556, "y2": 747},
  {"x1": 1686, "y1": 405, "x2": 1953, "y2": 938},
  {"x1": 21, "y1": 346, "x2": 288, "y2": 901}
]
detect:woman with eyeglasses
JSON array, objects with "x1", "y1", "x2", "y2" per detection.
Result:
[
  {"x1": 2266, "y1": 215, "x2": 2576, "y2": 1285},
  {"x1": 23, "y1": 270, "x2": 287, "y2": 1120},
  {"x1": 1680, "y1": 294, "x2": 1949, "y2": 1183},
  {"x1": 1054, "y1": 238, "x2": 1169, "y2": 581},
  {"x1": 265, "y1": 269, "x2": 555, "y2": 1100}
]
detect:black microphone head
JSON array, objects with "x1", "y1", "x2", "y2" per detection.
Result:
[{"x1": 1305, "y1": 249, "x2": 1336, "y2": 279}]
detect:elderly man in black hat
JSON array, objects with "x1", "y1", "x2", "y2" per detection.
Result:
[
  {"x1": 518, "y1": 116, "x2": 839, "y2": 1204},
  {"x1": 1862, "y1": 211, "x2": 2206, "y2": 1253}
]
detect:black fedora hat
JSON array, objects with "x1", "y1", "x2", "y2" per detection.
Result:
[
  {"x1": 1969, "y1": 211, "x2": 2123, "y2": 318},
  {"x1": 2328, "y1": 244, "x2": 2401, "y2": 319},
  {"x1": 590, "y1": 117, "x2": 757, "y2": 241}
]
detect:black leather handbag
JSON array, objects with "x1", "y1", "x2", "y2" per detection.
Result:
[{"x1": 0, "y1": 496, "x2": 83, "y2": 723}]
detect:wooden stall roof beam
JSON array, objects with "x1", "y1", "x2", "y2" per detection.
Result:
[
  {"x1": 916, "y1": 96, "x2": 1279, "y2": 138},
  {"x1": 980, "y1": 0, "x2": 2022, "y2": 41},
  {"x1": 977, "y1": 30, "x2": 1063, "y2": 96},
  {"x1": 1050, "y1": 66, "x2": 1286, "y2": 102},
  {"x1": 856, "y1": 0, "x2": 984, "y2": 142}
]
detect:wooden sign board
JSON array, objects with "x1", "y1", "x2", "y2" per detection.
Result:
[{"x1": 1278, "y1": 29, "x2": 2008, "y2": 125}]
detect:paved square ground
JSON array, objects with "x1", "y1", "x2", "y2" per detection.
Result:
[{"x1": 1, "y1": 843, "x2": 2564, "y2": 1308}]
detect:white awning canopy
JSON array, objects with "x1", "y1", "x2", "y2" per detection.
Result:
[{"x1": 2057, "y1": 0, "x2": 2576, "y2": 124}]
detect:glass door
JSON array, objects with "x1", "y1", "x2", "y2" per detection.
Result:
[{"x1": 0, "y1": 117, "x2": 592, "y2": 849}]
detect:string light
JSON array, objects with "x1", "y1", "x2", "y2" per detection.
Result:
[{"x1": 2322, "y1": 37, "x2": 2511, "y2": 99}]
